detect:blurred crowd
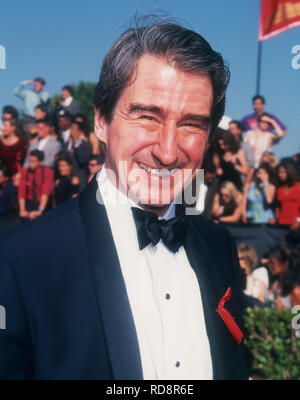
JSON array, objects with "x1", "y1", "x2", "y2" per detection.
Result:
[
  {"x1": 0, "y1": 78, "x2": 105, "y2": 221},
  {"x1": 202, "y1": 95, "x2": 300, "y2": 230},
  {"x1": 0, "y1": 78, "x2": 300, "y2": 311}
]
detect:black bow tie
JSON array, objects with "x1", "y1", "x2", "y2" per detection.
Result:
[{"x1": 131, "y1": 206, "x2": 188, "y2": 253}]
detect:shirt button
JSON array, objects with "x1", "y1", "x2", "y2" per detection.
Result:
[
  {"x1": 175, "y1": 361, "x2": 180, "y2": 368},
  {"x1": 165, "y1": 293, "x2": 171, "y2": 300}
]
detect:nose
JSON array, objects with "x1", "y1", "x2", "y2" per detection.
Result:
[{"x1": 151, "y1": 122, "x2": 178, "y2": 168}]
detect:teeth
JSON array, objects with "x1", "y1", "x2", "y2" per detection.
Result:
[{"x1": 139, "y1": 163, "x2": 177, "y2": 177}]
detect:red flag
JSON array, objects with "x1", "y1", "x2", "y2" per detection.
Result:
[{"x1": 259, "y1": 0, "x2": 300, "y2": 41}]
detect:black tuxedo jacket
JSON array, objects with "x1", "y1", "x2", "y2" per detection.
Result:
[{"x1": 0, "y1": 177, "x2": 248, "y2": 379}]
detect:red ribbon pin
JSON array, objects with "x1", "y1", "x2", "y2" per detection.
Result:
[{"x1": 217, "y1": 286, "x2": 244, "y2": 344}]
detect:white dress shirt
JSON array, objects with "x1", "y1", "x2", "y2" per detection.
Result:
[
  {"x1": 63, "y1": 96, "x2": 73, "y2": 107},
  {"x1": 61, "y1": 129, "x2": 70, "y2": 144},
  {"x1": 97, "y1": 166, "x2": 213, "y2": 380},
  {"x1": 37, "y1": 135, "x2": 50, "y2": 151}
]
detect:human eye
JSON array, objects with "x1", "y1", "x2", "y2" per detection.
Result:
[
  {"x1": 182, "y1": 122, "x2": 209, "y2": 132},
  {"x1": 140, "y1": 115, "x2": 155, "y2": 121}
]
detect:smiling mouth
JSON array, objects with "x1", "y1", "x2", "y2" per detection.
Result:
[{"x1": 138, "y1": 162, "x2": 178, "y2": 177}]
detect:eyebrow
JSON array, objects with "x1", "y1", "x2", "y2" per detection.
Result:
[
  {"x1": 128, "y1": 103, "x2": 211, "y2": 127},
  {"x1": 128, "y1": 103, "x2": 165, "y2": 118}
]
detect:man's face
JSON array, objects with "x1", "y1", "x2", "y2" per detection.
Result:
[
  {"x1": 29, "y1": 156, "x2": 40, "y2": 170},
  {"x1": 229, "y1": 122, "x2": 242, "y2": 139},
  {"x1": 34, "y1": 80, "x2": 44, "y2": 92},
  {"x1": 61, "y1": 89, "x2": 70, "y2": 100},
  {"x1": 89, "y1": 159, "x2": 102, "y2": 175},
  {"x1": 36, "y1": 122, "x2": 50, "y2": 139},
  {"x1": 35, "y1": 107, "x2": 46, "y2": 120},
  {"x1": 58, "y1": 116, "x2": 71, "y2": 131},
  {"x1": 95, "y1": 54, "x2": 213, "y2": 209},
  {"x1": 2, "y1": 112, "x2": 13, "y2": 120},
  {"x1": 253, "y1": 99, "x2": 264, "y2": 115}
]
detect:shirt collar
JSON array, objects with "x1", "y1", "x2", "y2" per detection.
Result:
[{"x1": 64, "y1": 96, "x2": 73, "y2": 107}]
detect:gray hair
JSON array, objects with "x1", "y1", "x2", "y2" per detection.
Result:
[{"x1": 94, "y1": 19, "x2": 230, "y2": 133}]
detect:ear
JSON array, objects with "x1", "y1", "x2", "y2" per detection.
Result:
[{"x1": 94, "y1": 108, "x2": 108, "y2": 144}]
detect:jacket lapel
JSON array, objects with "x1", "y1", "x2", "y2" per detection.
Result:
[
  {"x1": 78, "y1": 176, "x2": 143, "y2": 380},
  {"x1": 184, "y1": 217, "x2": 231, "y2": 380}
]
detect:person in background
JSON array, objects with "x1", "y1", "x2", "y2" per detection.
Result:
[
  {"x1": 238, "y1": 243, "x2": 269, "y2": 304},
  {"x1": 59, "y1": 85, "x2": 80, "y2": 116},
  {"x1": 57, "y1": 109, "x2": 72, "y2": 145},
  {"x1": 18, "y1": 150, "x2": 53, "y2": 221},
  {"x1": 49, "y1": 117, "x2": 59, "y2": 141},
  {"x1": 27, "y1": 123, "x2": 38, "y2": 145},
  {"x1": 87, "y1": 155, "x2": 103, "y2": 183},
  {"x1": 34, "y1": 103, "x2": 48, "y2": 121},
  {"x1": 241, "y1": 95, "x2": 287, "y2": 136},
  {"x1": 229, "y1": 120, "x2": 255, "y2": 169},
  {"x1": 212, "y1": 181, "x2": 243, "y2": 223},
  {"x1": 265, "y1": 244, "x2": 300, "y2": 309},
  {"x1": 243, "y1": 113, "x2": 285, "y2": 169},
  {"x1": 0, "y1": 166, "x2": 17, "y2": 215},
  {"x1": 202, "y1": 153, "x2": 220, "y2": 219},
  {"x1": 261, "y1": 151, "x2": 277, "y2": 169},
  {"x1": 67, "y1": 114, "x2": 92, "y2": 190},
  {"x1": 228, "y1": 120, "x2": 243, "y2": 141},
  {"x1": 215, "y1": 131, "x2": 248, "y2": 191},
  {"x1": 242, "y1": 162, "x2": 276, "y2": 224},
  {"x1": 13, "y1": 78, "x2": 49, "y2": 135},
  {"x1": 275, "y1": 163, "x2": 300, "y2": 226},
  {"x1": 0, "y1": 105, "x2": 19, "y2": 136},
  {"x1": 2, "y1": 105, "x2": 19, "y2": 121},
  {"x1": 23, "y1": 117, "x2": 62, "y2": 168},
  {"x1": 53, "y1": 155, "x2": 80, "y2": 206},
  {"x1": 0, "y1": 119, "x2": 28, "y2": 180}
]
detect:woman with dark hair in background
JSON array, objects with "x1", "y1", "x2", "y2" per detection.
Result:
[
  {"x1": 0, "y1": 119, "x2": 28, "y2": 181},
  {"x1": 275, "y1": 163, "x2": 300, "y2": 226},
  {"x1": 53, "y1": 155, "x2": 80, "y2": 206},
  {"x1": 214, "y1": 131, "x2": 248, "y2": 192},
  {"x1": 265, "y1": 244, "x2": 300, "y2": 309},
  {"x1": 242, "y1": 162, "x2": 276, "y2": 224}
]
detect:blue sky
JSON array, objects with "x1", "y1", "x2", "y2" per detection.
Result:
[{"x1": 0, "y1": 0, "x2": 299, "y2": 159}]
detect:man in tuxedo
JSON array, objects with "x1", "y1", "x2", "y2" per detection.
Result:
[{"x1": 0, "y1": 21, "x2": 248, "y2": 380}]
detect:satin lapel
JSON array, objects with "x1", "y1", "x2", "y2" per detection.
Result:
[
  {"x1": 78, "y1": 177, "x2": 143, "y2": 380},
  {"x1": 183, "y1": 217, "x2": 229, "y2": 380}
]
